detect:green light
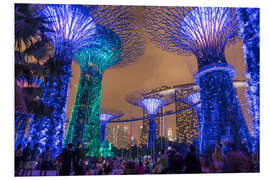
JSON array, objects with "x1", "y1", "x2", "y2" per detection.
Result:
[
  {"x1": 100, "y1": 141, "x2": 114, "y2": 158},
  {"x1": 64, "y1": 25, "x2": 121, "y2": 157}
]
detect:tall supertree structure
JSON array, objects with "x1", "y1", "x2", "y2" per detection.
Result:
[
  {"x1": 24, "y1": 4, "x2": 97, "y2": 156},
  {"x1": 126, "y1": 90, "x2": 174, "y2": 156},
  {"x1": 237, "y1": 8, "x2": 260, "y2": 153},
  {"x1": 99, "y1": 108, "x2": 123, "y2": 146},
  {"x1": 64, "y1": 6, "x2": 144, "y2": 157},
  {"x1": 178, "y1": 80, "x2": 247, "y2": 151},
  {"x1": 99, "y1": 108, "x2": 123, "y2": 157},
  {"x1": 140, "y1": 86, "x2": 170, "y2": 146},
  {"x1": 144, "y1": 7, "x2": 252, "y2": 154}
]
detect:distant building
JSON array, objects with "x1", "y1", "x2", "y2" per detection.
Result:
[{"x1": 175, "y1": 88, "x2": 198, "y2": 144}]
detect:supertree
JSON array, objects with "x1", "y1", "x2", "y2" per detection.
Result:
[
  {"x1": 22, "y1": 4, "x2": 97, "y2": 156},
  {"x1": 100, "y1": 107, "x2": 124, "y2": 144},
  {"x1": 179, "y1": 80, "x2": 247, "y2": 152},
  {"x1": 237, "y1": 8, "x2": 260, "y2": 154},
  {"x1": 99, "y1": 107, "x2": 123, "y2": 157},
  {"x1": 144, "y1": 7, "x2": 252, "y2": 154},
  {"x1": 125, "y1": 90, "x2": 174, "y2": 157},
  {"x1": 64, "y1": 6, "x2": 144, "y2": 157}
]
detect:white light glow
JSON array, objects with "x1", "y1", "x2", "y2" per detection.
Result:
[{"x1": 141, "y1": 98, "x2": 163, "y2": 115}]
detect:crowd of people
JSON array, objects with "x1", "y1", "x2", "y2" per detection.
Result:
[{"x1": 15, "y1": 142, "x2": 259, "y2": 176}]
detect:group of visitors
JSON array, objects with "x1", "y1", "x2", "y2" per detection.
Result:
[
  {"x1": 15, "y1": 141, "x2": 259, "y2": 176},
  {"x1": 15, "y1": 142, "x2": 51, "y2": 176}
]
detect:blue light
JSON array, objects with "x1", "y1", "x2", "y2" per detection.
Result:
[
  {"x1": 140, "y1": 98, "x2": 164, "y2": 149},
  {"x1": 26, "y1": 4, "x2": 98, "y2": 157},
  {"x1": 100, "y1": 113, "x2": 114, "y2": 123},
  {"x1": 38, "y1": 4, "x2": 96, "y2": 52},
  {"x1": 144, "y1": 7, "x2": 239, "y2": 67},
  {"x1": 183, "y1": 92, "x2": 201, "y2": 109},
  {"x1": 237, "y1": 8, "x2": 260, "y2": 154},
  {"x1": 197, "y1": 69, "x2": 252, "y2": 154},
  {"x1": 141, "y1": 98, "x2": 163, "y2": 115},
  {"x1": 99, "y1": 113, "x2": 114, "y2": 143}
]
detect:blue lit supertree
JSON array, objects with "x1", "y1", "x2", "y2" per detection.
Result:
[
  {"x1": 179, "y1": 80, "x2": 247, "y2": 152},
  {"x1": 126, "y1": 90, "x2": 174, "y2": 157},
  {"x1": 144, "y1": 7, "x2": 252, "y2": 154},
  {"x1": 64, "y1": 6, "x2": 144, "y2": 157},
  {"x1": 99, "y1": 107, "x2": 123, "y2": 157},
  {"x1": 237, "y1": 8, "x2": 260, "y2": 154},
  {"x1": 25, "y1": 4, "x2": 97, "y2": 156}
]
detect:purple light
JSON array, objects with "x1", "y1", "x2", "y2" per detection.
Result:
[
  {"x1": 100, "y1": 113, "x2": 114, "y2": 123},
  {"x1": 38, "y1": 4, "x2": 96, "y2": 51},
  {"x1": 181, "y1": 8, "x2": 233, "y2": 50},
  {"x1": 184, "y1": 92, "x2": 201, "y2": 109},
  {"x1": 141, "y1": 98, "x2": 163, "y2": 115}
]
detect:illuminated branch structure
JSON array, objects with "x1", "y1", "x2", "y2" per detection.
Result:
[
  {"x1": 25, "y1": 4, "x2": 97, "y2": 156},
  {"x1": 237, "y1": 8, "x2": 260, "y2": 153},
  {"x1": 144, "y1": 7, "x2": 252, "y2": 154},
  {"x1": 126, "y1": 90, "x2": 174, "y2": 155},
  {"x1": 64, "y1": 5, "x2": 144, "y2": 157},
  {"x1": 99, "y1": 108, "x2": 123, "y2": 157}
]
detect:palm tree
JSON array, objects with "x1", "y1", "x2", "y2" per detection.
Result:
[{"x1": 15, "y1": 4, "x2": 54, "y2": 147}]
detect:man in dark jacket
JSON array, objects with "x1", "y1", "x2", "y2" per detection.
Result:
[
  {"x1": 184, "y1": 144, "x2": 201, "y2": 173},
  {"x1": 73, "y1": 143, "x2": 90, "y2": 175},
  {"x1": 62, "y1": 143, "x2": 74, "y2": 175}
]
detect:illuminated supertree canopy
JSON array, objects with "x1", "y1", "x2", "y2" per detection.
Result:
[
  {"x1": 237, "y1": 8, "x2": 260, "y2": 153},
  {"x1": 64, "y1": 5, "x2": 144, "y2": 157},
  {"x1": 24, "y1": 4, "x2": 97, "y2": 157},
  {"x1": 144, "y1": 7, "x2": 252, "y2": 154},
  {"x1": 99, "y1": 107, "x2": 123, "y2": 157},
  {"x1": 126, "y1": 90, "x2": 174, "y2": 149}
]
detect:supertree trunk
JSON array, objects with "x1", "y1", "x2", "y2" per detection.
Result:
[
  {"x1": 196, "y1": 66, "x2": 251, "y2": 154},
  {"x1": 26, "y1": 42, "x2": 73, "y2": 157},
  {"x1": 237, "y1": 8, "x2": 260, "y2": 154},
  {"x1": 147, "y1": 116, "x2": 157, "y2": 149},
  {"x1": 194, "y1": 107, "x2": 203, "y2": 152},
  {"x1": 64, "y1": 71, "x2": 102, "y2": 157},
  {"x1": 100, "y1": 122, "x2": 107, "y2": 143}
]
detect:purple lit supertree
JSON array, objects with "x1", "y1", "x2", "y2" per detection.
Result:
[
  {"x1": 99, "y1": 107, "x2": 123, "y2": 157},
  {"x1": 179, "y1": 80, "x2": 247, "y2": 152},
  {"x1": 144, "y1": 7, "x2": 252, "y2": 154},
  {"x1": 64, "y1": 6, "x2": 144, "y2": 157},
  {"x1": 237, "y1": 8, "x2": 260, "y2": 154},
  {"x1": 126, "y1": 90, "x2": 174, "y2": 157},
  {"x1": 100, "y1": 107, "x2": 124, "y2": 143},
  {"x1": 25, "y1": 4, "x2": 97, "y2": 156}
]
